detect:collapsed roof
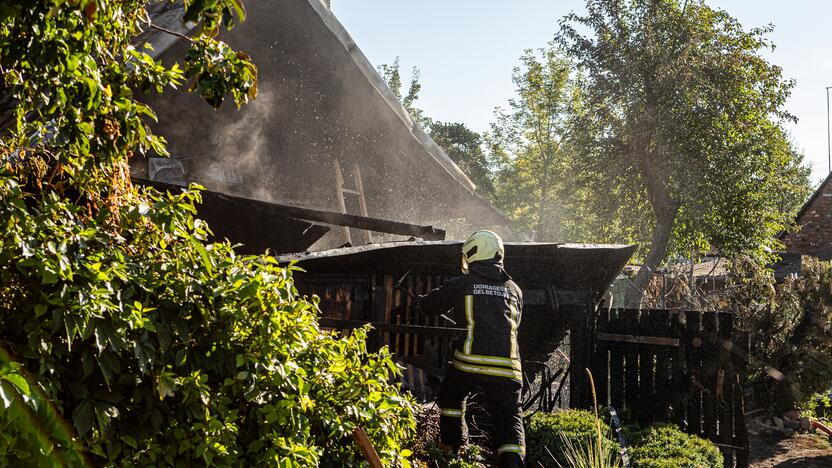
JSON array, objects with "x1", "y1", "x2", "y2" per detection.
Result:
[{"x1": 279, "y1": 241, "x2": 636, "y2": 295}]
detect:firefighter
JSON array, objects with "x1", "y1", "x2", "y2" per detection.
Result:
[{"x1": 417, "y1": 230, "x2": 525, "y2": 467}]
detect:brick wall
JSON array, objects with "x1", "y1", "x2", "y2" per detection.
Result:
[{"x1": 782, "y1": 174, "x2": 832, "y2": 259}]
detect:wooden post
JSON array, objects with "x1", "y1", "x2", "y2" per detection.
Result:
[{"x1": 352, "y1": 427, "x2": 383, "y2": 468}]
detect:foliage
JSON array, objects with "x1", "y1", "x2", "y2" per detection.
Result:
[
  {"x1": 379, "y1": 59, "x2": 496, "y2": 197},
  {"x1": 706, "y1": 256, "x2": 832, "y2": 412},
  {"x1": 429, "y1": 121, "x2": 495, "y2": 197},
  {"x1": 0, "y1": 0, "x2": 416, "y2": 465},
  {"x1": 488, "y1": 43, "x2": 577, "y2": 241},
  {"x1": 378, "y1": 57, "x2": 429, "y2": 127},
  {"x1": 525, "y1": 409, "x2": 618, "y2": 467},
  {"x1": 801, "y1": 392, "x2": 832, "y2": 422},
  {"x1": 417, "y1": 444, "x2": 485, "y2": 468},
  {"x1": 628, "y1": 425, "x2": 722, "y2": 468},
  {"x1": 556, "y1": 0, "x2": 811, "y2": 304},
  {"x1": 555, "y1": 430, "x2": 620, "y2": 468}
]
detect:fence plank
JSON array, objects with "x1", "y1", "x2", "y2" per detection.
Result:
[
  {"x1": 622, "y1": 309, "x2": 640, "y2": 420},
  {"x1": 651, "y1": 309, "x2": 672, "y2": 422},
  {"x1": 593, "y1": 306, "x2": 610, "y2": 407},
  {"x1": 717, "y1": 312, "x2": 735, "y2": 468},
  {"x1": 701, "y1": 312, "x2": 718, "y2": 440},
  {"x1": 637, "y1": 310, "x2": 655, "y2": 425},
  {"x1": 685, "y1": 310, "x2": 703, "y2": 435},
  {"x1": 609, "y1": 309, "x2": 625, "y2": 413},
  {"x1": 734, "y1": 331, "x2": 751, "y2": 468},
  {"x1": 671, "y1": 311, "x2": 687, "y2": 428}
]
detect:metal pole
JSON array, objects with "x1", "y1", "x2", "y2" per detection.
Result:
[{"x1": 827, "y1": 87, "x2": 832, "y2": 173}]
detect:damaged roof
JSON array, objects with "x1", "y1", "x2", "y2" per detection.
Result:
[{"x1": 278, "y1": 241, "x2": 636, "y2": 293}]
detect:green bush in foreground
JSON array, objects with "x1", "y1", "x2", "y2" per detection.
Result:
[
  {"x1": 629, "y1": 425, "x2": 722, "y2": 468},
  {"x1": 0, "y1": 0, "x2": 416, "y2": 465},
  {"x1": 525, "y1": 409, "x2": 618, "y2": 467},
  {"x1": 0, "y1": 176, "x2": 417, "y2": 466}
]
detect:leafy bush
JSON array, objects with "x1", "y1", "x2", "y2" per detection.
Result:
[
  {"x1": 525, "y1": 409, "x2": 618, "y2": 467},
  {"x1": 417, "y1": 444, "x2": 485, "y2": 468},
  {"x1": 706, "y1": 257, "x2": 832, "y2": 411},
  {"x1": 0, "y1": 176, "x2": 416, "y2": 465},
  {"x1": 801, "y1": 391, "x2": 832, "y2": 421},
  {"x1": 629, "y1": 425, "x2": 722, "y2": 468},
  {"x1": 0, "y1": 0, "x2": 415, "y2": 465}
]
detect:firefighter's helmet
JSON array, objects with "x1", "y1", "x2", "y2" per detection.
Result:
[{"x1": 461, "y1": 230, "x2": 504, "y2": 274}]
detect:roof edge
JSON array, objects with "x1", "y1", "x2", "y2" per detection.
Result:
[{"x1": 305, "y1": 0, "x2": 479, "y2": 194}]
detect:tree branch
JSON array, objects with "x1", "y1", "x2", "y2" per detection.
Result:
[{"x1": 147, "y1": 23, "x2": 194, "y2": 43}]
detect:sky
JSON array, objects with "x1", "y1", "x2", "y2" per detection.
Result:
[{"x1": 332, "y1": 0, "x2": 832, "y2": 186}]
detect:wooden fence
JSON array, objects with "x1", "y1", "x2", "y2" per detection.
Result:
[{"x1": 579, "y1": 308, "x2": 750, "y2": 468}]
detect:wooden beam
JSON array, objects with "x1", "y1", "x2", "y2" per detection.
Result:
[
  {"x1": 318, "y1": 318, "x2": 465, "y2": 338},
  {"x1": 597, "y1": 332, "x2": 680, "y2": 347},
  {"x1": 134, "y1": 178, "x2": 446, "y2": 240}
]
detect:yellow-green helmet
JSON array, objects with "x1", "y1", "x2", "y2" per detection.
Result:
[{"x1": 461, "y1": 230, "x2": 504, "y2": 274}]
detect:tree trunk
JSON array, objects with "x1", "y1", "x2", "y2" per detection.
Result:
[
  {"x1": 625, "y1": 191, "x2": 679, "y2": 308},
  {"x1": 535, "y1": 182, "x2": 548, "y2": 241}
]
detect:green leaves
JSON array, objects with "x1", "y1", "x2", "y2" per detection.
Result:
[
  {"x1": 0, "y1": 0, "x2": 411, "y2": 465},
  {"x1": 184, "y1": 37, "x2": 258, "y2": 109},
  {"x1": 547, "y1": 0, "x2": 811, "y2": 278}
]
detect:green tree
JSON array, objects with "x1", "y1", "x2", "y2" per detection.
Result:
[
  {"x1": 378, "y1": 57, "x2": 429, "y2": 127},
  {"x1": 557, "y1": 0, "x2": 811, "y2": 305},
  {"x1": 429, "y1": 121, "x2": 495, "y2": 197},
  {"x1": 0, "y1": 0, "x2": 414, "y2": 465},
  {"x1": 488, "y1": 44, "x2": 578, "y2": 241},
  {"x1": 379, "y1": 59, "x2": 497, "y2": 198}
]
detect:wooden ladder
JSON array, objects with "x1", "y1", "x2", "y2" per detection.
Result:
[{"x1": 334, "y1": 160, "x2": 371, "y2": 245}]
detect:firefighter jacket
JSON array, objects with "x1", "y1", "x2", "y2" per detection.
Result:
[{"x1": 418, "y1": 260, "x2": 523, "y2": 382}]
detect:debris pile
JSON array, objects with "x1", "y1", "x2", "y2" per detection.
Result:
[{"x1": 747, "y1": 412, "x2": 813, "y2": 438}]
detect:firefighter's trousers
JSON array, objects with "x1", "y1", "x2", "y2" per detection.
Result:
[{"x1": 438, "y1": 367, "x2": 525, "y2": 467}]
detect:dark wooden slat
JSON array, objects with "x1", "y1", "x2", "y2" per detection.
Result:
[
  {"x1": 570, "y1": 304, "x2": 591, "y2": 409},
  {"x1": 592, "y1": 306, "x2": 610, "y2": 406},
  {"x1": 651, "y1": 309, "x2": 672, "y2": 422},
  {"x1": 622, "y1": 309, "x2": 640, "y2": 420},
  {"x1": 671, "y1": 311, "x2": 687, "y2": 427},
  {"x1": 637, "y1": 310, "x2": 655, "y2": 425},
  {"x1": 734, "y1": 331, "x2": 751, "y2": 468},
  {"x1": 596, "y1": 333, "x2": 679, "y2": 347},
  {"x1": 701, "y1": 312, "x2": 718, "y2": 440},
  {"x1": 717, "y1": 312, "x2": 735, "y2": 468},
  {"x1": 318, "y1": 317, "x2": 466, "y2": 337},
  {"x1": 609, "y1": 309, "x2": 625, "y2": 413},
  {"x1": 138, "y1": 178, "x2": 447, "y2": 241},
  {"x1": 685, "y1": 310, "x2": 703, "y2": 435}
]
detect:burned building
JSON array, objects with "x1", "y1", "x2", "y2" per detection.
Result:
[{"x1": 134, "y1": 0, "x2": 509, "y2": 250}]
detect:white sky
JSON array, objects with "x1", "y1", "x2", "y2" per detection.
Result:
[{"x1": 333, "y1": 0, "x2": 832, "y2": 185}]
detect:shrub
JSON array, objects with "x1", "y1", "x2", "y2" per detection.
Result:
[
  {"x1": 706, "y1": 257, "x2": 832, "y2": 411},
  {"x1": 0, "y1": 179, "x2": 417, "y2": 466},
  {"x1": 525, "y1": 409, "x2": 618, "y2": 467},
  {"x1": 629, "y1": 425, "x2": 722, "y2": 468},
  {"x1": 801, "y1": 391, "x2": 832, "y2": 421},
  {"x1": 0, "y1": 0, "x2": 416, "y2": 465}
]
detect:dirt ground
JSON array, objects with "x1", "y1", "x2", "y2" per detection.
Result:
[{"x1": 750, "y1": 433, "x2": 832, "y2": 467}]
